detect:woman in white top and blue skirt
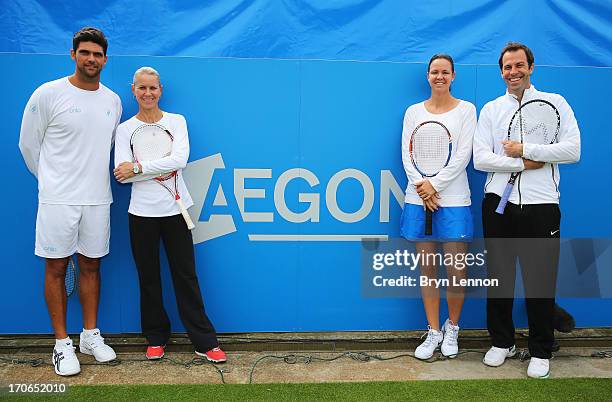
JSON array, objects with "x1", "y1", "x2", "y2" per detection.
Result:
[
  {"x1": 113, "y1": 67, "x2": 226, "y2": 363},
  {"x1": 400, "y1": 54, "x2": 476, "y2": 360}
]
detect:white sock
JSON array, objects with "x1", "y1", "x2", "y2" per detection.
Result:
[
  {"x1": 82, "y1": 328, "x2": 99, "y2": 336},
  {"x1": 55, "y1": 337, "x2": 72, "y2": 347}
]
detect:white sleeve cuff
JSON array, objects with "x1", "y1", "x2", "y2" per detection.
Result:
[{"x1": 522, "y1": 143, "x2": 535, "y2": 160}]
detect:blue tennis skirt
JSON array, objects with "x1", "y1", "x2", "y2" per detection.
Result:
[{"x1": 400, "y1": 203, "x2": 473, "y2": 242}]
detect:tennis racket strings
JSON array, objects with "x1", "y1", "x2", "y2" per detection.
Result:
[
  {"x1": 411, "y1": 123, "x2": 451, "y2": 177},
  {"x1": 65, "y1": 257, "x2": 77, "y2": 297},
  {"x1": 518, "y1": 101, "x2": 559, "y2": 145},
  {"x1": 131, "y1": 124, "x2": 172, "y2": 161}
]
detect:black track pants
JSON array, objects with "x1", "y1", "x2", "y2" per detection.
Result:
[
  {"x1": 482, "y1": 193, "x2": 560, "y2": 359},
  {"x1": 129, "y1": 213, "x2": 218, "y2": 352}
]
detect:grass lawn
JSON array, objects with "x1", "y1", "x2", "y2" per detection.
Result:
[{"x1": 5, "y1": 378, "x2": 611, "y2": 401}]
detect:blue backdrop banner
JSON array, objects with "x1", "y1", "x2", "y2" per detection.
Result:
[
  {"x1": 2, "y1": 1, "x2": 611, "y2": 334},
  {"x1": 1, "y1": 53, "x2": 611, "y2": 334},
  {"x1": 2, "y1": 1, "x2": 611, "y2": 66}
]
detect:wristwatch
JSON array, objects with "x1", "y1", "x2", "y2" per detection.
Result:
[{"x1": 133, "y1": 163, "x2": 141, "y2": 174}]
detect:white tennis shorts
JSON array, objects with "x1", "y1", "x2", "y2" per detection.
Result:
[{"x1": 35, "y1": 203, "x2": 111, "y2": 259}]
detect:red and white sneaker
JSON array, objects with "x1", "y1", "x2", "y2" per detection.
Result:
[
  {"x1": 146, "y1": 345, "x2": 165, "y2": 360},
  {"x1": 196, "y1": 347, "x2": 227, "y2": 363}
]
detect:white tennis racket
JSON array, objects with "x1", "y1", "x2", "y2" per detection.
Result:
[
  {"x1": 409, "y1": 121, "x2": 452, "y2": 235},
  {"x1": 495, "y1": 99, "x2": 560, "y2": 214},
  {"x1": 130, "y1": 124, "x2": 195, "y2": 230}
]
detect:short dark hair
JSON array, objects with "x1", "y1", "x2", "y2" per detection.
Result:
[
  {"x1": 498, "y1": 42, "x2": 534, "y2": 69},
  {"x1": 428, "y1": 54, "x2": 454, "y2": 73},
  {"x1": 73, "y1": 27, "x2": 108, "y2": 55}
]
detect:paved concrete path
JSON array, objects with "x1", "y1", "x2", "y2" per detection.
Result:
[{"x1": 1, "y1": 347, "x2": 610, "y2": 385}]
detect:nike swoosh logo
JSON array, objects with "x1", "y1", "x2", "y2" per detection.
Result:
[{"x1": 550, "y1": 230, "x2": 560, "y2": 236}]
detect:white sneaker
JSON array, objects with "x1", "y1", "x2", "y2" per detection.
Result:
[
  {"x1": 441, "y1": 319, "x2": 460, "y2": 358},
  {"x1": 483, "y1": 345, "x2": 516, "y2": 367},
  {"x1": 79, "y1": 329, "x2": 116, "y2": 362},
  {"x1": 414, "y1": 327, "x2": 443, "y2": 360},
  {"x1": 527, "y1": 357, "x2": 550, "y2": 379},
  {"x1": 52, "y1": 338, "x2": 80, "y2": 376}
]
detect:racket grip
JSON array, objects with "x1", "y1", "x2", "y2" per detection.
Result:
[
  {"x1": 176, "y1": 198, "x2": 196, "y2": 230},
  {"x1": 495, "y1": 183, "x2": 514, "y2": 214},
  {"x1": 425, "y1": 209, "x2": 433, "y2": 235}
]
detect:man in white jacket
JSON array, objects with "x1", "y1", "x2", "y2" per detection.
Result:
[
  {"x1": 473, "y1": 42, "x2": 580, "y2": 379},
  {"x1": 18, "y1": 27, "x2": 121, "y2": 376}
]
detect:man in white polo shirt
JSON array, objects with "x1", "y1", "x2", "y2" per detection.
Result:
[{"x1": 19, "y1": 27, "x2": 122, "y2": 376}]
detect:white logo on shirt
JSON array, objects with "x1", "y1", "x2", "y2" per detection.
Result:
[{"x1": 69, "y1": 106, "x2": 82, "y2": 113}]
